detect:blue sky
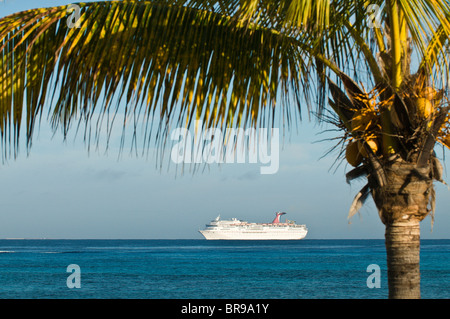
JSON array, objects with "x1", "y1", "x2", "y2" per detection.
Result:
[{"x1": 0, "y1": 0, "x2": 449, "y2": 239}]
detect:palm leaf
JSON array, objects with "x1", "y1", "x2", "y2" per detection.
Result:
[
  {"x1": 0, "y1": 1, "x2": 308, "y2": 158},
  {"x1": 348, "y1": 183, "x2": 370, "y2": 222}
]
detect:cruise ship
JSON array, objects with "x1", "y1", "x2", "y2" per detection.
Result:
[{"x1": 199, "y1": 212, "x2": 308, "y2": 240}]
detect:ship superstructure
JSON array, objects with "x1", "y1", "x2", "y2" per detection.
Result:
[{"x1": 199, "y1": 212, "x2": 307, "y2": 240}]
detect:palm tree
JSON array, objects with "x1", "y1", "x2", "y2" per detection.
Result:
[{"x1": 1, "y1": 0, "x2": 449, "y2": 299}]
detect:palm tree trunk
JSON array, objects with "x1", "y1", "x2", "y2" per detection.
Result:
[
  {"x1": 371, "y1": 158, "x2": 433, "y2": 299},
  {"x1": 385, "y1": 220, "x2": 421, "y2": 298}
]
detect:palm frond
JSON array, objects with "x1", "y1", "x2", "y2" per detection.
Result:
[
  {"x1": 398, "y1": 0, "x2": 450, "y2": 88},
  {"x1": 346, "y1": 165, "x2": 368, "y2": 184},
  {"x1": 0, "y1": 1, "x2": 308, "y2": 158},
  {"x1": 348, "y1": 183, "x2": 370, "y2": 222}
]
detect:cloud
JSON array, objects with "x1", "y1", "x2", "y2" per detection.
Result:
[
  {"x1": 85, "y1": 168, "x2": 128, "y2": 182},
  {"x1": 237, "y1": 170, "x2": 260, "y2": 181}
]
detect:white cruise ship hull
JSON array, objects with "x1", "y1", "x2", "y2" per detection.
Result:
[
  {"x1": 199, "y1": 213, "x2": 308, "y2": 240},
  {"x1": 199, "y1": 228, "x2": 308, "y2": 240}
]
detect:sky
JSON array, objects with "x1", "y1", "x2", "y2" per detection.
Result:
[{"x1": 0, "y1": 0, "x2": 449, "y2": 239}]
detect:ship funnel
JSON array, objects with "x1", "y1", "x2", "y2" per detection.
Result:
[{"x1": 272, "y1": 212, "x2": 286, "y2": 224}]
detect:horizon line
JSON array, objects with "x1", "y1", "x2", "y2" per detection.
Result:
[{"x1": 2, "y1": 238, "x2": 449, "y2": 240}]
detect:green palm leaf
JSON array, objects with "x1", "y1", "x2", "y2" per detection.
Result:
[{"x1": 0, "y1": 1, "x2": 308, "y2": 158}]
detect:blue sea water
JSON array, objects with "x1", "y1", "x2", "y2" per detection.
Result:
[{"x1": 0, "y1": 239, "x2": 448, "y2": 299}]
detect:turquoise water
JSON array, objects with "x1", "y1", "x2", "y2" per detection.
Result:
[{"x1": 0, "y1": 239, "x2": 448, "y2": 299}]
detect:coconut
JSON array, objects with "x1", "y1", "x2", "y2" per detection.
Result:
[
  {"x1": 351, "y1": 109, "x2": 377, "y2": 132},
  {"x1": 417, "y1": 97, "x2": 433, "y2": 119},
  {"x1": 422, "y1": 87, "x2": 436, "y2": 100},
  {"x1": 346, "y1": 140, "x2": 363, "y2": 167},
  {"x1": 358, "y1": 138, "x2": 379, "y2": 158}
]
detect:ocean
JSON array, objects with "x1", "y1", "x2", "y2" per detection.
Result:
[{"x1": 0, "y1": 239, "x2": 449, "y2": 299}]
